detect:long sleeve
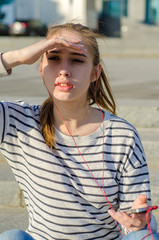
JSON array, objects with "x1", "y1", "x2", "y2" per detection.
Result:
[
  {"x1": 0, "y1": 53, "x2": 12, "y2": 77},
  {"x1": 0, "y1": 102, "x2": 9, "y2": 144},
  {"x1": 119, "y1": 128, "x2": 158, "y2": 233}
]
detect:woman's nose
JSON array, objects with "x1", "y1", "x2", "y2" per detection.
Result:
[
  {"x1": 58, "y1": 60, "x2": 71, "y2": 77},
  {"x1": 59, "y1": 69, "x2": 71, "y2": 78}
]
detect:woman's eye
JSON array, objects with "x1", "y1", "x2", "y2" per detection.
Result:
[
  {"x1": 72, "y1": 59, "x2": 84, "y2": 63},
  {"x1": 48, "y1": 56, "x2": 59, "y2": 61}
]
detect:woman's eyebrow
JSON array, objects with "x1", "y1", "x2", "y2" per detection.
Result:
[
  {"x1": 47, "y1": 50, "x2": 87, "y2": 58},
  {"x1": 47, "y1": 50, "x2": 60, "y2": 54},
  {"x1": 70, "y1": 52, "x2": 87, "y2": 58}
]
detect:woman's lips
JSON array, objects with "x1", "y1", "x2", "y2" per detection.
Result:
[{"x1": 55, "y1": 82, "x2": 73, "y2": 91}]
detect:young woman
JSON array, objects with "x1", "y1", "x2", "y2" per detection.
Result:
[{"x1": 0, "y1": 23, "x2": 158, "y2": 240}]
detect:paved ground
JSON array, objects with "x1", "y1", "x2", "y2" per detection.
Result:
[{"x1": 0, "y1": 21, "x2": 159, "y2": 234}]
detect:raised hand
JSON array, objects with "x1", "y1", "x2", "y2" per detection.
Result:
[{"x1": 1, "y1": 37, "x2": 86, "y2": 70}]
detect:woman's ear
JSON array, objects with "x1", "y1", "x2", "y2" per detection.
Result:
[{"x1": 91, "y1": 63, "x2": 102, "y2": 82}]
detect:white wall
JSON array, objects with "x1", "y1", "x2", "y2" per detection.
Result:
[
  {"x1": 70, "y1": 0, "x2": 87, "y2": 25},
  {"x1": 128, "y1": 0, "x2": 145, "y2": 21},
  {"x1": 53, "y1": 0, "x2": 98, "y2": 28},
  {"x1": 87, "y1": 0, "x2": 97, "y2": 28}
]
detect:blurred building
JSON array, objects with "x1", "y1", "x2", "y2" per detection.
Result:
[
  {"x1": 0, "y1": 0, "x2": 159, "y2": 34},
  {"x1": 0, "y1": 0, "x2": 102, "y2": 29},
  {"x1": 100, "y1": 0, "x2": 159, "y2": 24},
  {"x1": 98, "y1": 0, "x2": 159, "y2": 36}
]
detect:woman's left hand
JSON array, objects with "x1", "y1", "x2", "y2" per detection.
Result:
[{"x1": 108, "y1": 194, "x2": 150, "y2": 231}]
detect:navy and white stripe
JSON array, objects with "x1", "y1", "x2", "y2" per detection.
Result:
[{"x1": 0, "y1": 101, "x2": 156, "y2": 240}]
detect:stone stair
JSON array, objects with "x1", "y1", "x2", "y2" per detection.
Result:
[
  {"x1": 0, "y1": 206, "x2": 28, "y2": 233},
  {"x1": 0, "y1": 153, "x2": 29, "y2": 232},
  {"x1": 98, "y1": 17, "x2": 159, "y2": 58}
]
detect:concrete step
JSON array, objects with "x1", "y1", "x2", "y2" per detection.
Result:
[
  {"x1": 98, "y1": 17, "x2": 159, "y2": 58},
  {"x1": 118, "y1": 105, "x2": 159, "y2": 129},
  {"x1": 138, "y1": 128, "x2": 159, "y2": 163},
  {"x1": 0, "y1": 154, "x2": 26, "y2": 207},
  {"x1": 0, "y1": 180, "x2": 21, "y2": 207},
  {"x1": 0, "y1": 207, "x2": 28, "y2": 233}
]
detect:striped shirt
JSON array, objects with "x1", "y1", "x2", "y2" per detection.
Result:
[{"x1": 0, "y1": 101, "x2": 157, "y2": 240}]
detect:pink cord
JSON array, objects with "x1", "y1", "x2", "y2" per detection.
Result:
[{"x1": 141, "y1": 206, "x2": 158, "y2": 240}]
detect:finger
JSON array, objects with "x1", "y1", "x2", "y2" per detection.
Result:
[
  {"x1": 132, "y1": 194, "x2": 148, "y2": 209},
  {"x1": 136, "y1": 194, "x2": 148, "y2": 204},
  {"x1": 61, "y1": 40, "x2": 86, "y2": 52},
  {"x1": 57, "y1": 37, "x2": 82, "y2": 44},
  {"x1": 108, "y1": 209, "x2": 142, "y2": 230},
  {"x1": 48, "y1": 37, "x2": 86, "y2": 52}
]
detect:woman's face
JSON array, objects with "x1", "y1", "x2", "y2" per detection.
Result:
[{"x1": 41, "y1": 30, "x2": 98, "y2": 104}]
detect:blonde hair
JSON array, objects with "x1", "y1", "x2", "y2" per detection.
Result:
[{"x1": 39, "y1": 22, "x2": 116, "y2": 149}]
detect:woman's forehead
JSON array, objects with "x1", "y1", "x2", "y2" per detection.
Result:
[{"x1": 55, "y1": 29, "x2": 83, "y2": 40}]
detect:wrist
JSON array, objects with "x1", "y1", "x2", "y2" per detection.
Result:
[
  {"x1": 1, "y1": 50, "x2": 20, "y2": 70},
  {"x1": 0, "y1": 53, "x2": 12, "y2": 76}
]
